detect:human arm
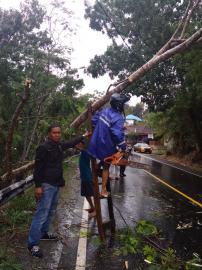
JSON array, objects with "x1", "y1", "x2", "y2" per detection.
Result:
[
  {"x1": 33, "y1": 145, "x2": 47, "y2": 200},
  {"x1": 61, "y1": 136, "x2": 84, "y2": 150},
  {"x1": 61, "y1": 131, "x2": 91, "y2": 150}
]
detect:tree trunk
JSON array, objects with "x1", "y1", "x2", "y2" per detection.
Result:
[
  {"x1": 3, "y1": 79, "x2": 32, "y2": 182},
  {"x1": 71, "y1": 28, "x2": 202, "y2": 129},
  {"x1": 21, "y1": 114, "x2": 31, "y2": 162},
  {"x1": 0, "y1": 161, "x2": 35, "y2": 182}
]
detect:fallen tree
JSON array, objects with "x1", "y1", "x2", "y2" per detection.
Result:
[
  {"x1": 71, "y1": 0, "x2": 202, "y2": 128},
  {"x1": 1, "y1": 0, "x2": 202, "y2": 183}
]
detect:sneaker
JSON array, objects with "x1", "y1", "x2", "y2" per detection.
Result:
[
  {"x1": 120, "y1": 173, "x2": 126, "y2": 177},
  {"x1": 41, "y1": 233, "x2": 59, "y2": 241},
  {"x1": 28, "y1": 245, "x2": 43, "y2": 258}
]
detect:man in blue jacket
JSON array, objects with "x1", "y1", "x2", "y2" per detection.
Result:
[{"x1": 88, "y1": 93, "x2": 130, "y2": 197}]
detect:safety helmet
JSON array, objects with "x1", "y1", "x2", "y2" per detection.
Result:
[{"x1": 110, "y1": 93, "x2": 130, "y2": 112}]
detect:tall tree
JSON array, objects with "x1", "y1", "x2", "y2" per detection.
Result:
[
  {"x1": 0, "y1": 0, "x2": 84, "y2": 181},
  {"x1": 84, "y1": 0, "x2": 202, "y2": 111}
]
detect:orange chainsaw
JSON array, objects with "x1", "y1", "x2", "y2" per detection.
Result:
[{"x1": 104, "y1": 151, "x2": 150, "y2": 170}]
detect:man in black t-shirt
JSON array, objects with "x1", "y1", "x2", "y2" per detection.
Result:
[{"x1": 28, "y1": 124, "x2": 87, "y2": 258}]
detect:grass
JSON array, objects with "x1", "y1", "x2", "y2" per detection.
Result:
[
  {"x1": 0, "y1": 247, "x2": 23, "y2": 270},
  {"x1": 0, "y1": 156, "x2": 79, "y2": 235},
  {"x1": 0, "y1": 189, "x2": 35, "y2": 234},
  {"x1": 0, "y1": 157, "x2": 79, "y2": 270}
]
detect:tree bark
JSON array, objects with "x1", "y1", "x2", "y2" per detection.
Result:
[
  {"x1": 23, "y1": 94, "x2": 48, "y2": 161},
  {"x1": 0, "y1": 161, "x2": 35, "y2": 182},
  {"x1": 3, "y1": 79, "x2": 32, "y2": 181},
  {"x1": 71, "y1": 27, "x2": 202, "y2": 129}
]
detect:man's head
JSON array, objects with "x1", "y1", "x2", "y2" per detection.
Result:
[
  {"x1": 48, "y1": 124, "x2": 61, "y2": 143},
  {"x1": 110, "y1": 93, "x2": 130, "y2": 112}
]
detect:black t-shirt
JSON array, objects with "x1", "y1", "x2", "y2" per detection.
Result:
[{"x1": 33, "y1": 136, "x2": 83, "y2": 187}]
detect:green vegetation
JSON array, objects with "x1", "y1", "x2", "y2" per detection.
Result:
[
  {"x1": 0, "y1": 158, "x2": 77, "y2": 235},
  {"x1": 0, "y1": 158, "x2": 78, "y2": 269},
  {"x1": 85, "y1": 0, "x2": 202, "y2": 158},
  {"x1": 0, "y1": 247, "x2": 22, "y2": 270},
  {"x1": 88, "y1": 220, "x2": 202, "y2": 270},
  {"x1": 0, "y1": 0, "x2": 90, "y2": 180},
  {"x1": 0, "y1": 189, "x2": 35, "y2": 234},
  {"x1": 116, "y1": 220, "x2": 202, "y2": 270}
]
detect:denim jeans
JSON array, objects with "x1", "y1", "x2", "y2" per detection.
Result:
[{"x1": 28, "y1": 183, "x2": 59, "y2": 248}]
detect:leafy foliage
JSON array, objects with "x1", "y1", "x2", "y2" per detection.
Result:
[
  {"x1": 143, "y1": 245, "x2": 158, "y2": 263},
  {"x1": 0, "y1": 1, "x2": 91, "y2": 178},
  {"x1": 85, "y1": 0, "x2": 201, "y2": 111},
  {"x1": 136, "y1": 220, "x2": 158, "y2": 236},
  {"x1": 0, "y1": 247, "x2": 22, "y2": 270},
  {"x1": 0, "y1": 189, "x2": 35, "y2": 233},
  {"x1": 85, "y1": 0, "x2": 202, "y2": 156},
  {"x1": 113, "y1": 220, "x2": 202, "y2": 269}
]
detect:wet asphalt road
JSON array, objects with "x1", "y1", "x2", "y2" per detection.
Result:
[
  {"x1": 86, "y1": 153, "x2": 202, "y2": 269},
  {"x1": 17, "y1": 154, "x2": 202, "y2": 269}
]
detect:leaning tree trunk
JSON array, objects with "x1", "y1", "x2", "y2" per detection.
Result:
[
  {"x1": 1, "y1": 0, "x2": 202, "y2": 181},
  {"x1": 71, "y1": 27, "x2": 202, "y2": 128},
  {"x1": 3, "y1": 79, "x2": 32, "y2": 182}
]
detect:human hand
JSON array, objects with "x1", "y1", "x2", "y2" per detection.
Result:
[
  {"x1": 82, "y1": 130, "x2": 92, "y2": 137},
  {"x1": 35, "y1": 187, "x2": 43, "y2": 201}
]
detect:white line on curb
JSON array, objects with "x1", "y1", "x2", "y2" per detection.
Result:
[{"x1": 75, "y1": 198, "x2": 89, "y2": 270}]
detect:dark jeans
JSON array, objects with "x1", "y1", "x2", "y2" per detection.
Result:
[
  {"x1": 28, "y1": 183, "x2": 59, "y2": 248},
  {"x1": 120, "y1": 165, "x2": 126, "y2": 175}
]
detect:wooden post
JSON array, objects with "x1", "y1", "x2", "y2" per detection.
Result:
[
  {"x1": 87, "y1": 104, "x2": 105, "y2": 241},
  {"x1": 106, "y1": 179, "x2": 116, "y2": 234}
]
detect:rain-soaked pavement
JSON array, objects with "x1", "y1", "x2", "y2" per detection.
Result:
[
  {"x1": 16, "y1": 153, "x2": 202, "y2": 269},
  {"x1": 86, "y1": 153, "x2": 202, "y2": 269}
]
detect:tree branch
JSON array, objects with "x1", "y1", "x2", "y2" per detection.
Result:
[
  {"x1": 70, "y1": 27, "x2": 202, "y2": 129},
  {"x1": 156, "y1": 0, "x2": 201, "y2": 56},
  {"x1": 3, "y1": 79, "x2": 32, "y2": 182},
  {"x1": 0, "y1": 161, "x2": 35, "y2": 182},
  {"x1": 180, "y1": 0, "x2": 201, "y2": 39}
]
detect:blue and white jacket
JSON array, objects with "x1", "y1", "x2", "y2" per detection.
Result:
[{"x1": 87, "y1": 107, "x2": 126, "y2": 161}]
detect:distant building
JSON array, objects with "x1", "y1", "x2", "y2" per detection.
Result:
[
  {"x1": 125, "y1": 114, "x2": 143, "y2": 126},
  {"x1": 125, "y1": 125, "x2": 154, "y2": 144}
]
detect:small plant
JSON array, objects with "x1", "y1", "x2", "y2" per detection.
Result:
[
  {"x1": 0, "y1": 247, "x2": 22, "y2": 270},
  {"x1": 160, "y1": 248, "x2": 179, "y2": 270},
  {"x1": 143, "y1": 245, "x2": 157, "y2": 263},
  {"x1": 111, "y1": 220, "x2": 195, "y2": 269},
  {"x1": 90, "y1": 236, "x2": 102, "y2": 247},
  {"x1": 136, "y1": 220, "x2": 158, "y2": 237},
  {"x1": 0, "y1": 190, "x2": 35, "y2": 233},
  {"x1": 185, "y1": 256, "x2": 202, "y2": 270}
]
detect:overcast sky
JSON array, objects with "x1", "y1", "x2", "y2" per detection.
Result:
[{"x1": 0, "y1": 0, "x2": 140, "y2": 105}]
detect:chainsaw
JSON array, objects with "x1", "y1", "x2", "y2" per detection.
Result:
[{"x1": 104, "y1": 151, "x2": 150, "y2": 171}]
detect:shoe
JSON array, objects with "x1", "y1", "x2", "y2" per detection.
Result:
[
  {"x1": 28, "y1": 245, "x2": 43, "y2": 258},
  {"x1": 120, "y1": 173, "x2": 126, "y2": 177},
  {"x1": 41, "y1": 233, "x2": 59, "y2": 241}
]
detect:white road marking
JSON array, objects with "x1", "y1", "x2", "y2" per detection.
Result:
[
  {"x1": 75, "y1": 198, "x2": 89, "y2": 270},
  {"x1": 49, "y1": 209, "x2": 73, "y2": 270},
  {"x1": 134, "y1": 152, "x2": 202, "y2": 178}
]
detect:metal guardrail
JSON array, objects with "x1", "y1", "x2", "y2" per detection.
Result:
[
  {"x1": 0, "y1": 154, "x2": 80, "y2": 207},
  {"x1": 0, "y1": 175, "x2": 33, "y2": 206}
]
